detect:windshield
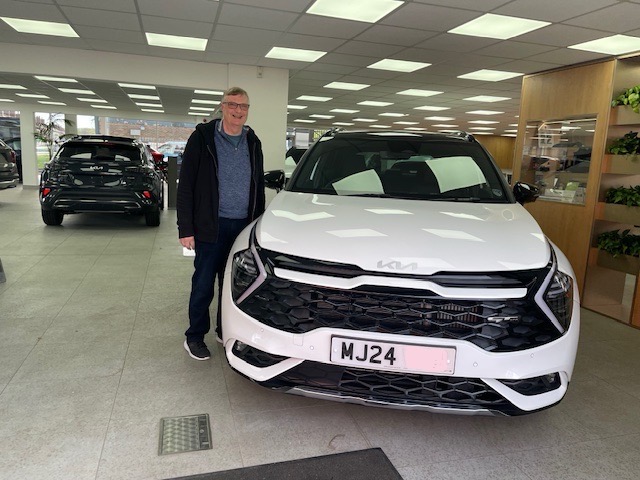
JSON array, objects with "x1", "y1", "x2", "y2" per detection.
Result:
[
  {"x1": 56, "y1": 143, "x2": 142, "y2": 164},
  {"x1": 288, "y1": 135, "x2": 511, "y2": 203}
]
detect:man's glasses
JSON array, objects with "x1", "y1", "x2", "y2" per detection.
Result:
[{"x1": 223, "y1": 101, "x2": 250, "y2": 111}]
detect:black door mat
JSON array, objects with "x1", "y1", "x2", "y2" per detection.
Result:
[{"x1": 166, "y1": 448, "x2": 403, "y2": 480}]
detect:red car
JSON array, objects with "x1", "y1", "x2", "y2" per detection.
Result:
[{"x1": 147, "y1": 145, "x2": 167, "y2": 179}]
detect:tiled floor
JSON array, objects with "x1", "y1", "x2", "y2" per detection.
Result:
[{"x1": 2, "y1": 184, "x2": 640, "y2": 480}]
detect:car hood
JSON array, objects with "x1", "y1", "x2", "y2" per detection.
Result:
[{"x1": 254, "y1": 192, "x2": 550, "y2": 275}]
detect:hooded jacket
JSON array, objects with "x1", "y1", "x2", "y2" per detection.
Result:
[{"x1": 176, "y1": 119, "x2": 265, "y2": 242}]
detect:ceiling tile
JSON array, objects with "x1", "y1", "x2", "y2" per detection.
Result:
[
  {"x1": 84, "y1": 39, "x2": 151, "y2": 56},
  {"x1": 412, "y1": 0, "x2": 511, "y2": 9},
  {"x1": 355, "y1": 25, "x2": 437, "y2": 47},
  {"x1": 526, "y1": 48, "x2": 609, "y2": 65},
  {"x1": 276, "y1": 33, "x2": 346, "y2": 52},
  {"x1": 61, "y1": 7, "x2": 142, "y2": 31},
  {"x1": 217, "y1": 3, "x2": 298, "y2": 31},
  {"x1": 516, "y1": 24, "x2": 609, "y2": 46},
  {"x1": 73, "y1": 25, "x2": 145, "y2": 44},
  {"x1": 473, "y1": 41, "x2": 558, "y2": 59},
  {"x1": 289, "y1": 15, "x2": 370, "y2": 39},
  {"x1": 333, "y1": 40, "x2": 405, "y2": 58},
  {"x1": 137, "y1": 0, "x2": 218, "y2": 22},
  {"x1": 223, "y1": 0, "x2": 309, "y2": 12},
  {"x1": 562, "y1": 4, "x2": 640, "y2": 33},
  {"x1": 381, "y1": 3, "x2": 479, "y2": 31},
  {"x1": 1, "y1": 0, "x2": 67, "y2": 22},
  {"x1": 141, "y1": 16, "x2": 214, "y2": 38},
  {"x1": 212, "y1": 25, "x2": 283, "y2": 44},
  {"x1": 56, "y1": 0, "x2": 136, "y2": 12},
  {"x1": 493, "y1": 0, "x2": 618, "y2": 22},
  {"x1": 495, "y1": 59, "x2": 564, "y2": 75},
  {"x1": 206, "y1": 39, "x2": 270, "y2": 56},
  {"x1": 415, "y1": 33, "x2": 500, "y2": 52}
]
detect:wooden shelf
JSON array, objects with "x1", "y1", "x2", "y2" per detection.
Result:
[
  {"x1": 610, "y1": 105, "x2": 640, "y2": 125},
  {"x1": 595, "y1": 249, "x2": 640, "y2": 275},
  {"x1": 602, "y1": 154, "x2": 640, "y2": 174},
  {"x1": 596, "y1": 202, "x2": 640, "y2": 224}
]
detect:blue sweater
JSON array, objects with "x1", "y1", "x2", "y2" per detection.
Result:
[{"x1": 214, "y1": 124, "x2": 251, "y2": 219}]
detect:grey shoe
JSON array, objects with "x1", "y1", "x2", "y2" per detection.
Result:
[{"x1": 184, "y1": 340, "x2": 211, "y2": 360}]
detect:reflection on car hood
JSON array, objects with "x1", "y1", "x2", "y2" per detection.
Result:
[{"x1": 255, "y1": 191, "x2": 549, "y2": 275}]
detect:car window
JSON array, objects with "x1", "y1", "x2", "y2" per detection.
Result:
[
  {"x1": 288, "y1": 135, "x2": 509, "y2": 202},
  {"x1": 56, "y1": 144, "x2": 142, "y2": 164}
]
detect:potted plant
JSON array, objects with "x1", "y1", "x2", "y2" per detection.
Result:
[
  {"x1": 596, "y1": 229, "x2": 640, "y2": 274},
  {"x1": 34, "y1": 113, "x2": 74, "y2": 162},
  {"x1": 612, "y1": 85, "x2": 640, "y2": 113},
  {"x1": 607, "y1": 131, "x2": 640, "y2": 155},
  {"x1": 605, "y1": 185, "x2": 640, "y2": 206}
]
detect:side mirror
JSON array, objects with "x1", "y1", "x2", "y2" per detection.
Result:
[
  {"x1": 264, "y1": 169, "x2": 285, "y2": 192},
  {"x1": 513, "y1": 181, "x2": 539, "y2": 205}
]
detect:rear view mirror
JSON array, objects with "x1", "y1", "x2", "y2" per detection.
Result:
[
  {"x1": 513, "y1": 182, "x2": 539, "y2": 205},
  {"x1": 264, "y1": 169, "x2": 285, "y2": 192}
]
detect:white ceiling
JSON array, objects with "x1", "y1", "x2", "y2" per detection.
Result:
[{"x1": 0, "y1": 0, "x2": 638, "y2": 134}]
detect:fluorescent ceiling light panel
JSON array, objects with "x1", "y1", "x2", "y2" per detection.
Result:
[
  {"x1": 324, "y1": 81, "x2": 369, "y2": 90},
  {"x1": 59, "y1": 88, "x2": 94, "y2": 95},
  {"x1": 188, "y1": 112, "x2": 210, "y2": 116},
  {"x1": 353, "y1": 118, "x2": 377, "y2": 122},
  {"x1": 504, "y1": 129, "x2": 518, "y2": 133},
  {"x1": 379, "y1": 113, "x2": 406, "y2": 117},
  {"x1": 358, "y1": 100, "x2": 392, "y2": 107},
  {"x1": 118, "y1": 83, "x2": 156, "y2": 90},
  {"x1": 333, "y1": 122, "x2": 354, "y2": 126},
  {"x1": 0, "y1": 99, "x2": 15, "y2": 103},
  {"x1": 469, "y1": 127, "x2": 496, "y2": 130},
  {"x1": 448, "y1": 14, "x2": 550, "y2": 40},
  {"x1": 92, "y1": 105, "x2": 116, "y2": 109},
  {"x1": 307, "y1": 0, "x2": 403, "y2": 23},
  {"x1": 568, "y1": 35, "x2": 640, "y2": 55},
  {"x1": 136, "y1": 102, "x2": 163, "y2": 108},
  {"x1": 195, "y1": 89, "x2": 223, "y2": 95},
  {"x1": 425, "y1": 116, "x2": 454, "y2": 121},
  {"x1": 0, "y1": 84, "x2": 26, "y2": 90},
  {"x1": 367, "y1": 59, "x2": 430, "y2": 72},
  {"x1": 468, "y1": 120, "x2": 499, "y2": 124},
  {"x1": 371, "y1": 124, "x2": 391, "y2": 128},
  {"x1": 297, "y1": 95, "x2": 332, "y2": 102},
  {"x1": 38, "y1": 101, "x2": 66, "y2": 105},
  {"x1": 1, "y1": 17, "x2": 78, "y2": 37},
  {"x1": 16, "y1": 93, "x2": 49, "y2": 98},
  {"x1": 405, "y1": 127, "x2": 426, "y2": 131},
  {"x1": 287, "y1": 105, "x2": 307, "y2": 110},
  {"x1": 467, "y1": 110, "x2": 503, "y2": 115},
  {"x1": 191, "y1": 99, "x2": 219, "y2": 105},
  {"x1": 502, "y1": 133, "x2": 517, "y2": 137},
  {"x1": 394, "y1": 121, "x2": 419, "y2": 125},
  {"x1": 294, "y1": 119, "x2": 316, "y2": 123},
  {"x1": 128, "y1": 94, "x2": 160, "y2": 100},
  {"x1": 35, "y1": 75, "x2": 77, "y2": 83},
  {"x1": 458, "y1": 69, "x2": 523, "y2": 81},
  {"x1": 414, "y1": 106, "x2": 450, "y2": 111},
  {"x1": 141, "y1": 109, "x2": 164, "y2": 113},
  {"x1": 78, "y1": 98, "x2": 107, "y2": 103},
  {"x1": 310, "y1": 114, "x2": 335, "y2": 119},
  {"x1": 330, "y1": 108, "x2": 359, "y2": 113},
  {"x1": 397, "y1": 89, "x2": 443, "y2": 97},
  {"x1": 432, "y1": 124, "x2": 458, "y2": 127},
  {"x1": 464, "y1": 95, "x2": 511, "y2": 102},
  {"x1": 146, "y1": 32, "x2": 207, "y2": 51},
  {"x1": 266, "y1": 46, "x2": 326, "y2": 62}
]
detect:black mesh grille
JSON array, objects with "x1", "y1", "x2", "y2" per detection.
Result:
[
  {"x1": 238, "y1": 279, "x2": 561, "y2": 352},
  {"x1": 249, "y1": 360, "x2": 555, "y2": 415}
]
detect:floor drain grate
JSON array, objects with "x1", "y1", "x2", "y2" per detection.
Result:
[{"x1": 158, "y1": 414, "x2": 212, "y2": 455}]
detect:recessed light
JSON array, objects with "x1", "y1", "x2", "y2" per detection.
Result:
[
  {"x1": 358, "y1": 100, "x2": 393, "y2": 107},
  {"x1": 141, "y1": 109, "x2": 164, "y2": 113},
  {"x1": 92, "y1": 105, "x2": 116, "y2": 109},
  {"x1": 59, "y1": 88, "x2": 95, "y2": 95},
  {"x1": 294, "y1": 119, "x2": 316, "y2": 123},
  {"x1": 190, "y1": 107, "x2": 213, "y2": 112},
  {"x1": 432, "y1": 124, "x2": 458, "y2": 128},
  {"x1": 425, "y1": 116, "x2": 454, "y2": 121},
  {"x1": 458, "y1": 69, "x2": 523, "y2": 81},
  {"x1": 78, "y1": 98, "x2": 107, "y2": 103},
  {"x1": 379, "y1": 113, "x2": 406, "y2": 117},
  {"x1": 449, "y1": 14, "x2": 550, "y2": 40},
  {"x1": 146, "y1": 32, "x2": 207, "y2": 51},
  {"x1": 0, "y1": 98, "x2": 15, "y2": 103},
  {"x1": 188, "y1": 112, "x2": 210, "y2": 116},
  {"x1": 353, "y1": 118, "x2": 377, "y2": 122},
  {"x1": 136, "y1": 103, "x2": 163, "y2": 108},
  {"x1": 0, "y1": 84, "x2": 26, "y2": 90},
  {"x1": 469, "y1": 127, "x2": 496, "y2": 130},
  {"x1": 467, "y1": 110, "x2": 504, "y2": 115},
  {"x1": 405, "y1": 127, "x2": 426, "y2": 131},
  {"x1": 35, "y1": 75, "x2": 78, "y2": 83},
  {"x1": 371, "y1": 125, "x2": 392, "y2": 128},
  {"x1": 16, "y1": 93, "x2": 49, "y2": 99},
  {"x1": 330, "y1": 108, "x2": 359, "y2": 114},
  {"x1": 468, "y1": 120, "x2": 499, "y2": 124},
  {"x1": 38, "y1": 101, "x2": 66, "y2": 105},
  {"x1": 118, "y1": 83, "x2": 156, "y2": 90},
  {"x1": 194, "y1": 89, "x2": 223, "y2": 95},
  {"x1": 297, "y1": 95, "x2": 332, "y2": 102},
  {"x1": 307, "y1": 0, "x2": 403, "y2": 23},
  {"x1": 333, "y1": 122, "x2": 354, "y2": 126},
  {"x1": 1, "y1": 17, "x2": 78, "y2": 37},
  {"x1": 266, "y1": 47, "x2": 326, "y2": 62},
  {"x1": 324, "y1": 81, "x2": 369, "y2": 91},
  {"x1": 128, "y1": 94, "x2": 160, "y2": 100},
  {"x1": 397, "y1": 89, "x2": 443, "y2": 97},
  {"x1": 191, "y1": 99, "x2": 219, "y2": 105},
  {"x1": 464, "y1": 95, "x2": 511, "y2": 102},
  {"x1": 310, "y1": 114, "x2": 335, "y2": 119},
  {"x1": 367, "y1": 59, "x2": 430, "y2": 72},
  {"x1": 414, "y1": 106, "x2": 450, "y2": 111},
  {"x1": 287, "y1": 105, "x2": 307, "y2": 110},
  {"x1": 568, "y1": 34, "x2": 640, "y2": 55},
  {"x1": 394, "y1": 121, "x2": 419, "y2": 125}
]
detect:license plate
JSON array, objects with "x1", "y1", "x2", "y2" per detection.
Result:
[{"x1": 330, "y1": 336, "x2": 455, "y2": 375}]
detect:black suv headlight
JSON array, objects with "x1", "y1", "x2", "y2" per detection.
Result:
[{"x1": 544, "y1": 269, "x2": 573, "y2": 331}]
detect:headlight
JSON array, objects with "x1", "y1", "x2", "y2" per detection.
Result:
[
  {"x1": 544, "y1": 269, "x2": 573, "y2": 331},
  {"x1": 231, "y1": 248, "x2": 258, "y2": 301}
]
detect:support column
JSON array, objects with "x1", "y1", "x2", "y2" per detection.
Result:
[
  {"x1": 19, "y1": 108, "x2": 38, "y2": 187},
  {"x1": 65, "y1": 114, "x2": 78, "y2": 136}
]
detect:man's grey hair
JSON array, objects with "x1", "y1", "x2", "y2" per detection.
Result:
[{"x1": 223, "y1": 86, "x2": 249, "y2": 101}]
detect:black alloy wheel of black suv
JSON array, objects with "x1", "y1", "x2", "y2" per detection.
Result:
[{"x1": 39, "y1": 135, "x2": 164, "y2": 226}]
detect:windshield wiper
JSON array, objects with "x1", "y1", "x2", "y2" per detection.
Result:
[{"x1": 431, "y1": 196, "x2": 484, "y2": 202}]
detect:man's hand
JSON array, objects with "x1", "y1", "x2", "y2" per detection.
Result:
[{"x1": 180, "y1": 236, "x2": 195, "y2": 250}]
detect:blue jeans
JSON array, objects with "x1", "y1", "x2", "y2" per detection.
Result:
[{"x1": 185, "y1": 217, "x2": 249, "y2": 343}]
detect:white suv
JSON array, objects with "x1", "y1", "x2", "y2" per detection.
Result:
[{"x1": 222, "y1": 130, "x2": 579, "y2": 416}]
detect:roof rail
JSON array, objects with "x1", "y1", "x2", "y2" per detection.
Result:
[{"x1": 64, "y1": 134, "x2": 138, "y2": 143}]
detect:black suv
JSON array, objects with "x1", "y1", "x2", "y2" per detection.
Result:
[
  {"x1": 0, "y1": 138, "x2": 19, "y2": 189},
  {"x1": 39, "y1": 135, "x2": 164, "y2": 226}
]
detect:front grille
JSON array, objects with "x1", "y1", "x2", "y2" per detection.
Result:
[
  {"x1": 255, "y1": 361, "x2": 535, "y2": 415},
  {"x1": 238, "y1": 278, "x2": 560, "y2": 352}
]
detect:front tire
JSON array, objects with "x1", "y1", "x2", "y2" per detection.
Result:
[
  {"x1": 42, "y1": 209, "x2": 63, "y2": 226},
  {"x1": 145, "y1": 208, "x2": 160, "y2": 227}
]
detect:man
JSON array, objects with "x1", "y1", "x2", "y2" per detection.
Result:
[{"x1": 177, "y1": 86, "x2": 265, "y2": 360}]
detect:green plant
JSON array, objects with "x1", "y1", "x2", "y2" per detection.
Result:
[
  {"x1": 34, "y1": 113, "x2": 74, "y2": 160},
  {"x1": 597, "y1": 229, "x2": 640, "y2": 257},
  {"x1": 612, "y1": 85, "x2": 640, "y2": 113},
  {"x1": 607, "y1": 131, "x2": 640, "y2": 155},
  {"x1": 605, "y1": 185, "x2": 640, "y2": 206}
]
